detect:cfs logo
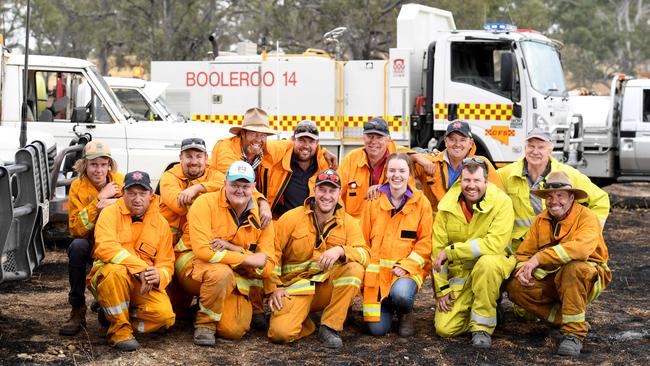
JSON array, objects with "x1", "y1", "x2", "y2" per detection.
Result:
[{"x1": 393, "y1": 58, "x2": 405, "y2": 77}]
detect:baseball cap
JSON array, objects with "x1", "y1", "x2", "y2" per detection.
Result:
[
  {"x1": 315, "y1": 169, "x2": 341, "y2": 189},
  {"x1": 123, "y1": 171, "x2": 153, "y2": 191},
  {"x1": 226, "y1": 161, "x2": 255, "y2": 183},
  {"x1": 180, "y1": 137, "x2": 207, "y2": 153},
  {"x1": 294, "y1": 120, "x2": 319, "y2": 140},
  {"x1": 445, "y1": 120, "x2": 472, "y2": 138},
  {"x1": 83, "y1": 140, "x2": 112, "y2": 160},
  {"x1": 363, "y1": 117, "x2": 390, "y2": 136},
  {"x1": 526, "y1": 128, "x2": 552, "y2": 142}
]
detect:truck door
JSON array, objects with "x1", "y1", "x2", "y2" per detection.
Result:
[
  {"x1": 112, "y1": 87, "x2": 163, "y2": 121},
  {"x1": 25, "y1": 70, "x2": 128, "y2": 171},
  {"x1": 632, "y1": 88, "x2": 650, "y2": 172}
]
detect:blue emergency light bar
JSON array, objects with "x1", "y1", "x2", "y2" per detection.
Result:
[{"x1": 483, "y1": 23, "x2": 517, "y2": 32}]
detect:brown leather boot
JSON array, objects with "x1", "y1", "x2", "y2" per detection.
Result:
[
  {"x1": 59, "y1": 304, "x2": 87, "y2": 336},
  {"x1": 398, "y1": 312, "x2": 415, "y2": 337}
]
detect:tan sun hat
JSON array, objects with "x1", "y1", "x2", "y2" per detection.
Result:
[
  {"x1": 229, "y1": 107, "x2": 277, "y2": 136},
  {"x1": 531, "y1": 171, "x2": 588, "y2": 200},
  {"x1": 83, "y1": 140, "x2": 112, "y2": 160}
]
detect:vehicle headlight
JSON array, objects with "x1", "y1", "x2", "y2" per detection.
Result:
[{"x1": 533, "y1": 113, "x2": 549, "y2": 131}]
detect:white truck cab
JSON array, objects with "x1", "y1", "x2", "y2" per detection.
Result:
[{"x1": 105, "y1": 76, "x2": 186, "y2": 123}]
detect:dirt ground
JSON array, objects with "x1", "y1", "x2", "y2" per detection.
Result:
[{"x1": 1, "y1": 185, "x2": 649, "y2": 365}]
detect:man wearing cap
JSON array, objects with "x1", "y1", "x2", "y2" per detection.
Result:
[
  {"x1": 506, "y1": 171, "x2": 611, "y2": 357},
  {"x1": 258, "y1": 120, "x2": 332, "y2": 219},
  {"x1": 431, "y1": 158, "x2": 514, "y2": 349},
  {"x1": 87, "y1": 171, "x2": 175, "y2": 351},
  {"x1": 159, "y1": 137, "x2": 226, "y2": 316},
  {"x1": 338, "y1": 117, "x2": 422, "y2": 219},
  {"x1": 60, "y1": 140, "x2": 124, "y2": 337},
  {"x1": 414, "y1": 120, "x2": 503, "y2": 213},
  {"x1": 497, "y1": 128, "x2": 609, "y2": 255},
  {"x1": 266, "y1": 169, "x2": 369, "y2": 348},
  {"x1": 177, "y1": 161, "x2": 277, "y2": 346}
]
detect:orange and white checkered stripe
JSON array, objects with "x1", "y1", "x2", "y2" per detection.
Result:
[
  {"x1": 191, "y1": 114, "x2": 406, "y2": 132},
  {"x1": 434, "y1": 103, "x2": 512, "y2": 121}
]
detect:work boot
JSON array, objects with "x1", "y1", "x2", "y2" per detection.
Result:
[
  {"x1": 250, "y1": 312, "x2": 269, "y2": 330},
  {"x1": 471, "y1": 331, "x2": 492, "y2": 349},
  {"x1": 193, "y1": 327, "x2": 216, "y2": 346},
  {"x1": 318, "y1": 325, "x2": 343, "y2": 349},
  {"x1": 97, "y1": 307, "x2": 110, "y2": 328},
  {"x1": 557, "y1": 335, "x2": 582, "y2": 357},
  {"x1": 114, "y1": 338, "x2": 140, "y2": 352},
  {"x1": 397, "y1": 312, "x2": 415, "y2": 337},
  {"x1": 59, "y1": 304, "x2": 87, "y2": 336}
]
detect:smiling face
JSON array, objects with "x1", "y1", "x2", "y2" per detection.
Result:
[
  {"x1": 224, "y1": 179, "x2": 255, "y2": 208},
  {"x1": 363, "y1": 133, "x2": 390, "y2": 160},
  {"x1": 124, "y1": 185, "x2": 152, "y2": 217},
  {"x1": 241, "y1": 130, "x2": 268, "y2": 157},
  {"x1": 460, "y1": 166, "x2": 487, "y2": 206},
  {"x1": 292, "y1": 136, "x2": 318, "y2": 163},
  {"x1": 179, "y1": 149, "x2": 207, "y2": 180},
  {"x1": 525, "y1": 138, "x2": 553, "y2": 168},
  {"x1": 85, "y1": 157, "x2": 111, "y2": 189},
  {"x1": 313, "y1": 183, "x2": 340, "y2": 214},
  {"x1": 386, "y1": 157, "x2": 410, "y2": 192},
  {"x1": 545, "y1": 190, "x2": 574, "y2": 219},
  {"x1": 444, "y1": 132, "x2": 473, "y2": 161}
]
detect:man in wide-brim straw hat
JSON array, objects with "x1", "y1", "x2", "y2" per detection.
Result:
[{"x1": 507, "y1": 171, "x2": 612, "y2": 357}]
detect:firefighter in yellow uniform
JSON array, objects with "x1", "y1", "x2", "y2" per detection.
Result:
[
  {"x1": 432, "y1": 158, "x2": 514, "y2": 349},
  {"x1": 88, "y1": 171, "x2": 175, "y2": 352},
  {"x1": 507, "y1": 171, "x2": 611, "y2": 357},
  {"x1": 497, "y1": 128, "x2": 610, "y2": 254},
  {"x1": 413, "y1": 120, "x2": 503, "y2": 213},
  {"x1": 60, "y1": 140, "x2": 124, "y2": 336},
  {"x1": 177, "y1": 161, "x2": 277, "y2": 346},
  {"x1": 159, "y1": 137, "x2": 225, "y2": 317},
  {"x1": 266, "y1": 169, "x2": 368, "y2": 348},
  {"x1": 362, "y1": 153, "x2": 433, "y2": 337}
]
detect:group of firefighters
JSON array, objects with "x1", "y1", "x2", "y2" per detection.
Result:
[{"x1": 58, "y1": 107, "x2": 611, "y2": 357}]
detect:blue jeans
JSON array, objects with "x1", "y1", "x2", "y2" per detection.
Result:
[
  {"x1": 367, "y1": 277, "x2": 418, "y2": 336},
  {"x1": 67, "y1": 238, "x2": 92, "y2": 307}
]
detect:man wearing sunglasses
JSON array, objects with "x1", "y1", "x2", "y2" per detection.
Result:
[
  {"x1": 257, "y1": 120, "x2": 333, "y2": 220},
  {"x1": 497, "y1": 128, "x2": 609, "y2": 255},
  {"x1": 266, "y1": 169, "x2": 369, "y2": 348},
  {"x1": 159, "y1": 138, "x2": 225, "y2": 317},
  {"x1": 431, "y1": 158, "x2": 514, "y2": 349},
  {"x1": 413, "y1": 120, "x2": 503, "y2": 214},
  {"x1": 507, "y1": 171, "x2": 611, "y2": 357}
]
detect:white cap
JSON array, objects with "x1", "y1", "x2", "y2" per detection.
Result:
[{"x1": 226, "y1": 161, "x2": 255, "y2": 183}]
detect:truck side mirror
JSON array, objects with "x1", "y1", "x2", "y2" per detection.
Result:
[
  {"x1": 500, "y1": 52, "x2": 515, "y2": 92},
  {"x1": 71, "y1": 107, "x2": 88, "y2": 123}
]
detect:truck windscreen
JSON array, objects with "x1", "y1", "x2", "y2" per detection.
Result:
[{"x1": 520, "y1": 41, "x2": 566, "y2": 97}]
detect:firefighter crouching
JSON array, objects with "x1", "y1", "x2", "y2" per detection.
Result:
[
  {"x1": 361, "y1": 153, "x2": 433, "y2": 337},
  {"x1": 506, "y1": 171, "x2": 611, "y2": 357},
  {"x1": 60, "y1": 141, "x2": 124, "y2": 336},
  {"x1": 431, "y1": 158, "x2": 514, "y2": 349},
  {"x1": 266, "y1": 169, "x2": 369, "y2": 348},
  {"x1": 176, "y1": 161, "x2": 276, "y2": 346},
  {"x1": 87, "y1": 171, "x2": 175, "y2": 352}
]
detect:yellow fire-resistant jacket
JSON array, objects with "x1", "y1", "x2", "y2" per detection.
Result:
[
  {"x1": 209, "y1": 135, "x2": 288, "y2": 176},
  {"x1": 159, "y1": 163, "x2": 224, "y2": 243},
  {"x1": 338, "y1": 141, "x2": 412, "y2": 219},
  {"x1": 515, "y1": 202, "x2": 611, "y2": 290},
  {"x1": 431, "y1": 183, "x2": 513, "y2": 298},
  {"x1": 89, "y1": 195, "x2": 174, "y2": 289},
  {"x1": 361, "y1": 187, "x2": 433, "y2": 321},
  {"x1": 184, "y1": 188, "x2": 277, "y2": 296},
  {"x1": 266, "y1": 197, "x2": 369, "y2": 296},
  {"x1": 497, "y1": 157, "x2": 610, "y2": 253},
  {"x1": 68, "y1": 172, "x2": 124, "y2": 239}
]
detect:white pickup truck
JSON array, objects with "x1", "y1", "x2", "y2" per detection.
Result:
[{"x1": 105, "y1": 76, "x2": 187, "y2": 123}]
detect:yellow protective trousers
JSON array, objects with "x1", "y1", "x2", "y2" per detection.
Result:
[
  {"x1": 176, "y1": 255, "x2": 253, "y2": 340},
  {"x1": 435, "y1": 254, "x2": 515, "y2": 337},
  {"x1": 268, "y1": 262, "x2": 364, "y2": 343},
  {"x1": 506, "y1": 261, "x2": 611, "y2": 340},
  {"x1": 89, "y1": 264, "x2": 175, "y2": 345}
]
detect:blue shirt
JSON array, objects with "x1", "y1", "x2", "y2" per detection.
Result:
[{"x1": 378, "y1": 183, "x2": 413, "y2": 212}]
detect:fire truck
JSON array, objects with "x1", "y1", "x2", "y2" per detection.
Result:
[{"x1": 151, "y1": 4, "x2": 573, "y2": 164}]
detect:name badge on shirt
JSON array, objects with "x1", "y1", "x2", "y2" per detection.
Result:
[{"x1": 400, "y1": 230, "x2": 417, "y2": 239}]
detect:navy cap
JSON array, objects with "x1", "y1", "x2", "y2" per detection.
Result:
[
  {"x1": 315, "y1": 169, "x2": 341, "y2": 189},
  {"x1": 445, "y1": 120, "x2": 472, "y2": 138},
  {"x1": 123, "y1": 171, "x2": 153, "y2": 191},
  {"x1": 363, "y1": 117, "x2": 390, "y2": 136}
]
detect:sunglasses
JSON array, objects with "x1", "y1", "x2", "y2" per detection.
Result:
[
  {"x1": 544, "y1": 182, "x2": 571, "y2": 189},
  {"x1": 317, "y1": 172, "x2": 340, "y2": 183},
  {"x1": 296, "y1": 124, "x2": 318, "y2": 134},
  {"x1": 462, "y1": 157, "x2": 486, "y2": 167},
  {"x1": 181, "y1": 137, "x2": 206, "y2": 146}
]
